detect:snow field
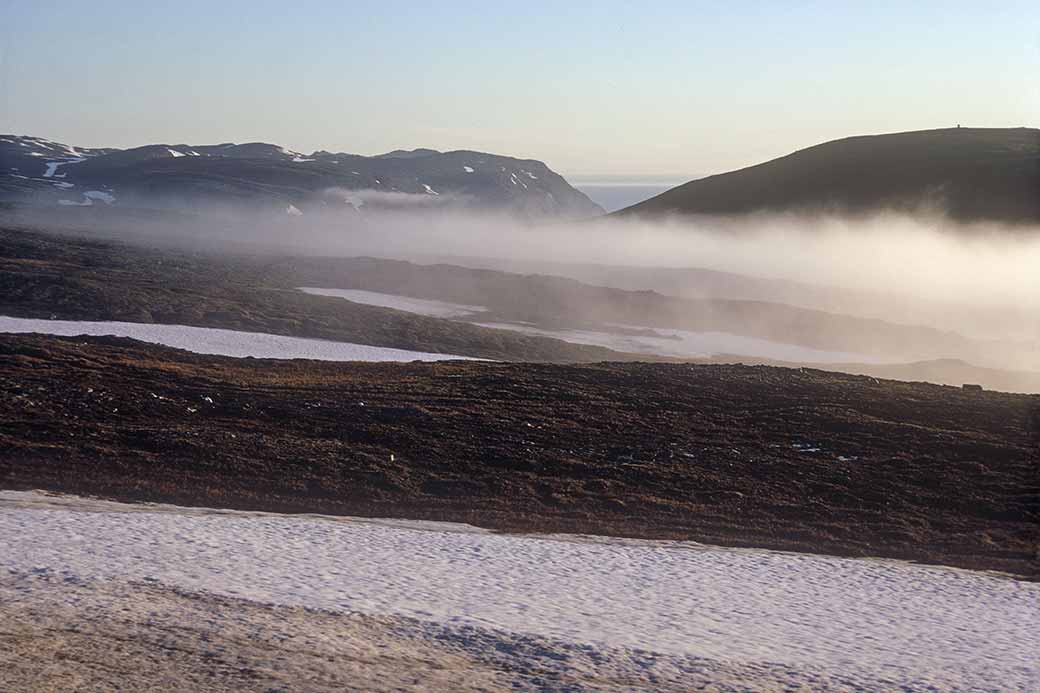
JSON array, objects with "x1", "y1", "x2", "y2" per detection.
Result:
[
  {"x1": 0, "y1": 316, "x2": 474, "y2": 362},
  {"x1": 299, "y1": 287, "x2": 487, "y2": 318},
  {"x1": 0, "y1": 491, "x2": 1035, "y2": 691}
]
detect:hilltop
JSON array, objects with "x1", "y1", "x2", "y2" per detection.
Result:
[{"x1": 618, "y1": 128, "x2": 1040, "y2": 224}]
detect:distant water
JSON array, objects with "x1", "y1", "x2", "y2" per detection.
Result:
[{"x1": 573, "y1": 181, "x2": 683, "y2": 213}]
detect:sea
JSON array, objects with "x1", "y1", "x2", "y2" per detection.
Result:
[{"x1": 572, "y1": 178, "x2": 690, "y2": 213}]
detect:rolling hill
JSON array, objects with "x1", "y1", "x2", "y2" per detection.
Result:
[{"x1": 618, "y1": 128, "x2": 1040, "y2": 224}]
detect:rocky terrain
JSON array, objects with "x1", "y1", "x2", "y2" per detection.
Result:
[
  {"x1": 2, "y1": 334, "x2": 1036, "y2": 577},
  {"x1": 619, "y1": 128, "x2": 1040, "y2": 225},
  {"x1": 0, "y1": 135, "x2": 602, "y2": 220},
  {"x1": 1, "y1": 223, "x2": 1036, "y2": 580}
]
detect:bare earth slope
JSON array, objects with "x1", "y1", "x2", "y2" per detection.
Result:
[{"x1": 2, "y1": 334, "x2": 1036, "y2": 577}]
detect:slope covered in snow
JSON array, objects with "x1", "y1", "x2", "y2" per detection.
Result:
[
  {"x1": 299, "y1": 287, "x2": 487, "y2": 318},
  {"x1": 1, "y1": 491, "x2": 1036, "y2": 691},
  {"x1": 0, "y1": 316, "x2": 473, "y2": 362}
]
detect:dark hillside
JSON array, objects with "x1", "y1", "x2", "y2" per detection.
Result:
[
  {"x1": 619, "y1": 128, "x2": 1040, "y2": 225},
  {"x1": 2, "y1": 334, "x2": 1036, "y2": 577}
]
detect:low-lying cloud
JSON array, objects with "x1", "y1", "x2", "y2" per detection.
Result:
[{"x1": 7, "y1": 203, "x2": 1039, "y2": 344}]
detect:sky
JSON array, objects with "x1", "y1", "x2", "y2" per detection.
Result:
[{"x1": 2, "y1": 1, "x2": 1037, "y2": 177}]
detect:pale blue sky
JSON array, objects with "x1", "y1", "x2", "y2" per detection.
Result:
[{"x1": 2, "y1": 1, "x2": 1036, "y2": 176}]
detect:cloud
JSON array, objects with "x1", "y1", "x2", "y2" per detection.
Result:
[{"x1": 9, "y1": 203, "x2": 1039, "y2": 346}]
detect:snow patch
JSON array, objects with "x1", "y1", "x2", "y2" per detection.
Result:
[
  {"x1": 0, "y1": 491, "x2": 1036, "y2": 691},
  {"x1": 83, "y1": 190, "x2": 115, "y2": 204},
  {"x1": 167, "y1": 149, "x2": 185, "y2": 158},
  {"x1": 0, "y1": 316, "x2": 475, "y2": 362},
  {"x1": 286, "y1": 204, "x2": 303, "y2": 217},
  {"x1": 463, "y1": 166, "x2": 475, "y2": 173},
  {"x1": 42, "y1": 157, "x2": 85, "y2": 178},
  {"x1": 300, "y1": 288, "x2": 486, "y2": 319},
  {"x1": 421, "y1": 183, "x2": 439, "y2": 195}
]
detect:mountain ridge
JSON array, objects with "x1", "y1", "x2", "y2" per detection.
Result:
[{"x1": 0, "y1": 135, "x2": 603, "y2": 220}]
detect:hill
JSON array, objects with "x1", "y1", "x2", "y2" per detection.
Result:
[
  {"x1": 2, "y1": 334, "x2": 1036, "y2": 577},
  {"x1": 0, "y1": 135, "x2": 602, "y2": 220},
  {"x1": 618, "y1": 128, "x2": 1040, "y2": 224}
]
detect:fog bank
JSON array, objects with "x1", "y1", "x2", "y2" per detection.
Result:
[{"x1": 7, "y1": 204, "x2": 1039, "y2": 344}]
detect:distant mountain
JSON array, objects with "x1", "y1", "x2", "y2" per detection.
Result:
[
  {"x1": 617, "y1": 128, "x2": 1040, "y2": 224},
  {"x1": 375, "y1": 148, "x2": 442, "y2": 160},
  {"x1": 0, "y1": 136, "x2": 603, "y2": 220}
]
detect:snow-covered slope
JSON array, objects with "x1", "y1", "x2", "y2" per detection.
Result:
[
  {"x1": 299, "y1": 287, "x2": 487, "y2": 318},
  {"x1": 0, "y1": 316, "x2": 474, "y2": 362},
  {"x1": 2, "y1": 491, "x2": 1036, "y2": 691},
  {"x1": 0, "y1": 135, "x2": 114, "y2": 203}
]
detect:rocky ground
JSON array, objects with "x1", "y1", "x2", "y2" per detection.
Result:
[{"x1": 2, "y1": 333, "x2": 1036, "y2": 577}]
